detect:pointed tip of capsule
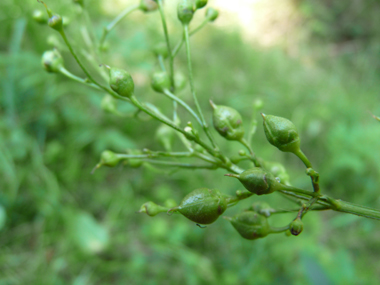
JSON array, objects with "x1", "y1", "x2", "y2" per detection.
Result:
[
  {"x1": 209, "y1": 100, "x2": 217, "y2": 109},
  {"x1": 224, "y1": 173, "x2": 239, "y2": 178},
  {"x1": 91, "y1": 163, "x2": 101, "y2": 175},
  {"x1": 222, "y1": 216, "x2": 232, "y2": 221},
  {"x1": 261, "y1": 113, "x2": 266, "y2": 119}
]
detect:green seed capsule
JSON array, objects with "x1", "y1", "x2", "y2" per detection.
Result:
[
  {"x1": 109, "y1": 68, "x2": 134, "y2": 98},
  {"x1": 139, "y1": 201, "x2": 167, "y2": 217},
  {"x1": 41, "y1": 49, "x2": 64, "y2": 73},
  {"x1": 177, "y1": 0, "x2": 194, "y2": 25},
  {"x1": 210, "y1": 101, "x2": 245, "y2": 141},
  {"x1": 174, "y1": 72, "x2": 187, "y2": 92},
  {"x1": 248, "y1": 202, "x2": 274, "y2": 217},
  {"x1": 289, "y1": 218, "x2": 303, "y2": 236},
  {"x1": 205, "y1": 7, "x2": 218, "y2": 21},
  {"x1": 171, "y1": 188, "x2": 227, "y2": 224},
  {"x1": 33, "y1": 10, "x2": 47, "y2": 24},
  {"x1": 151, "y1": 71, "x2": 171, "y2": 93},
  {"x1": 73, "y1": 0, "x2": 84, "y2": 7},
  {"x1": 48, "y1": 14, "x2": 63, "y2": 31},
  {"x1": 264, "y1": 161, "x2": 290, "y2": 185},
  {"x1": 139, "y1": 0, "x2": 158, "y2": 12},
  {"x1": 127, "y1": 149, "x2": 143, "y2": 168},
  {"x1": 101, "y1": 95, "x2": 117, "y2": 114},
  {"x1": 195, "y1": 0, "x2": 207, "y2": 9},
  {"x1": 100, "y1": 150, "x2": 120, "y2": 167},
  {"x1": 226, "y1": 211, "x2": 271, "y2": 240},
  {"x1": 225, "y1": 168, "x2": 280, "y2": 195},
  {"x1": 262, "y1": 113, "x2": 301, "y2": 153},
  {"x1": 152, "y1": 42, "x2": 168, "y2": 59},
  {"x1": 155, "y1": 124, "x2": 174, "y2": 151}
]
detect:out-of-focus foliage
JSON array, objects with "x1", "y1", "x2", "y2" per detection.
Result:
[{"x1": 0, "y1": 0, "x2": 379, "y2": 284}]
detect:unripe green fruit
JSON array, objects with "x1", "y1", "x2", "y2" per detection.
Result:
[
  {"x1": 100, "y1": 150, "x2": 120, "y2": 167},
  {"x1": 249, "y1": 202, "x2": 274, "y2": 217},
  {"x1": 174, "y1": 72, "x2": 187, "y2": 92},
  {"x1": 178, "y1": 0, "x2": 194, "y2": 25},
  {"x1": 289, "y1": 218, "x2": 303, "y2": 236},
  {"x1": 172, "y1": 188, "x2": 227, "y2": 224},
  {"x1": 226, "y1": 211, "x2": 271, "y2": 240},
  {"x1": 225, "y1": 168, "x2": 280, "y2": 195},
  {"x1": 48, "y1": 14, "x2": 63, "y2": 31},
  {"x1": 151, "y1": 71, "x2": 171, "y2": 93},
  {"x1": 139, "y1": 201, "x2": 167, "y2": 216},
  {"x1": 262, "y1": 113, "x2": 301, "y2": 153},
  {"x1": 152, "y1": 42, "x2": 168, "y2": 59},
  {"x1": 205, "y1": 7, "x2": 218, "y2": 21},
  {"x1": 210, "y1": 101, "x2": 245, "y2": 141},
  {"x1": 264, "y1": 161, "x2": 290, "y2": 185},
  {"x1": 101, "y1": 95, "x2": 117, "y2": 114},
  {"x1": 41, "y1": 49, "x2": 64, "y2": 73},
  {"x1": 127, "y1": 149, "x2": 143, "y2": 168},
  {"x1": 109, "y1": 68, "x2": 134, "y2": 98},
  {"x1": 33, "y1": 10, "x2": 47, "y2": 24},
  {"x1": 139, "y1": 0, "x2": 158, "y2": 12},
  {"x1": 195, "y1": 0, "x2": 207, "y2": 9},
  {"x1": 156, "y1": 124, "x2": 174, "y2": 151},
  {"x1": 73, "y1": 0, "x2": 84, "y2": 6}
]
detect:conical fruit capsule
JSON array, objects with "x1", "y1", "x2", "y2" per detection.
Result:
[
  {"x1": 127, "y1": 149, "x2": 143, "y2": 168},
  {"x1": 195, "y1": 0, "x2": 207, "y2": 9},
  {"x1": 139, "y1": 201, "x2": 167, "y2": 217},
  {"x1": 101, "y1": 94, "x2": 118, "y2": 114},
  {"x1": 109, "y1": 68, "x2": 134, "y2": 98},
  {"x1": 100, "y1": 150, "x2": 121, "y2": 167},
  {"x1": 289, "y1": 218, "x2": 303, "y2": 236},
  {"x1": 210, "y1": 101, "x2": 245, "y2": 141},
  {"x1": 139, "y1": 0, "x2": 158, "y2": 12},
  {"x1": 170, "y1": 188, "x2": 227, "y2": 224},
  {"x1": 225, "y1": 168, "x2": 281, "y2": 195},
  {"x1": 174, "y1": 72, "x2": 187, "y2": 92},
  {"x1": 48, "y1": 14, "x2": 63, "y2": 31},
  {"x1": 264, "y1": 161, "x2": 290, "y2": 185},
  {"x1": 152, "y1": 42, "x2": 168, "y2": 59},
  {"x1": 262, "y1": 114, "x2": 301, "y2": 153},
  {"x1": 155, "y1": 124, "x2": 174, "y2": 151},
  {"x1": 41, "y1": 49, "x2": 64, "y2": 73},
  {"x1": 205, "y1": 7, "x2": 218, "y2": 21},
  {"x1": 33, "y1": 10, "x2": 47, "y2": 24},
  {"x1": 248, "y1": 202, "x2": 274, "y2": 217},
  {"x1": 225, "y1": 211, "x2": 271, "y2": 240},
  {"x1": 177, "y1": 0, "x2": 194, "y2": 25},
  {"x1": 151, "y1": 71, "x2": 171, "y2": 93}
]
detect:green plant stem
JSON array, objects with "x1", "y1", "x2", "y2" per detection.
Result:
[
  {"x1": 163, "y1": 89, "x2": 202, "y2": 125},
  {"x1": 99, "y1": 4, "x2": 140, "y2": 49},
  {"x1": 58, "y1": 30, "x2": 127, "y2": 101},
  {"x1": 183, "y1": 24, "x2": 217, "y2": 150},
  {"x1": 157, "y1": 0, "x2": 174, "y2": 90},
  {"x1": 58, "y1": 67, "x2": 101, "y2": 90},
  {"x1": 238, "y1": 138, "x2": 261, "y2": 167},
  {"x1": 141, "y1": 159, "x2": 217, "y2": 169},
  {"x1": 172, "y1": 18, "x2": 209, "y2": 57},
  {"x1": 116, "y1": 152, "x2": 192, "y2": 160},
  {"x1": 270, "y1": 226, "x2": 289, "y2": 233},
  {"x1": 271, "y1": 205, "x2": 330, "y2": 214},
  {"x1": 158, "y1": 55, "x2": 167, "y2": 73}
]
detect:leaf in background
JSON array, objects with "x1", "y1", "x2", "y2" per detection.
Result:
[{"x1": 65, "y1": 210, "x2": 109, "y2": 254}]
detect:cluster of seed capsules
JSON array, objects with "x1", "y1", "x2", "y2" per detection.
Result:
[{"x1": 37, "y1": 0, "x2": 309, "y2": 240}]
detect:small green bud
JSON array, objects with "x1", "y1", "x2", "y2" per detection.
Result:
[
  {"x1": 152, "y1": 42, "x2": 168, "y2": 59},
  {"x1": 41, "y1": 49, "x2": 64, "y2": 73},
  {"x1": 151, "y1": 71, "x2": 171, "y2": 93},
  {"x1": 33, "y1": 10, "x2": 47, "y2": 24},
  {"x1": 109, "y1": 68, "x2": 134, "y2": 98},
  {"x1": 139, "y1": 201, "x2": 167, "y2": 217},
  {"x1": 174, "y1": 72, "x2": 187, "y2": 92},
  {"x1": 262, "y1": 114, "x2": 301, "y2": 153},
  {"x1": 289, "y1": 218, "x2": 303, "y2": 236},
  {"x1": 225, "y1": 168, "x2": 281, "y2": 195},
  {"x1": 139, "y1": 0, "x2": 158, "y2": 12},
  {"x1": 170, "y1": 188, "x2": 227, "y2": 224},
  {"x1": 210, "y1": 100, "x2": 245, "y2": 141},
  {"x1": 100, "y1": 150, "x2": 120, "y2": 167},
  {"x1": 225, "y1": 211, "x2": 271, "y2": 240},
  {"x1": 164, "y1": 199, "x2": 177, "y2": 208},
  {"x1": 248, "y1": 202, "x2": 275, "y2": 217},
  {"x1": 127, "y1": 149, "x2": 144, "y2": 168},
  {"x1": 177, "y1": 0, "x2": 194, "y2": 25},
  {"x1": 101, "y1": 95, "x2": 118, "y2": 114},
  {"x1": 155, "y1": 124, "x2": 174, "y2": 151},
  {"x1": 205, "y1": 7, "x2": 218, "y2": 21},
  {"x1": 195, "y1": 0, "x2": 207, "y2": 9},
  {"x1": 48, "y1": 14, "x2": 63, "y2": 31},
  {"x1": 253, "y1": 99, "x2": 263, "y2": 110}
]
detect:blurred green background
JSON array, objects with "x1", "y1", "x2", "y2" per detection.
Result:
[{"x1": 1, "y1": 0, "x2": 380, "y2": 284}]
